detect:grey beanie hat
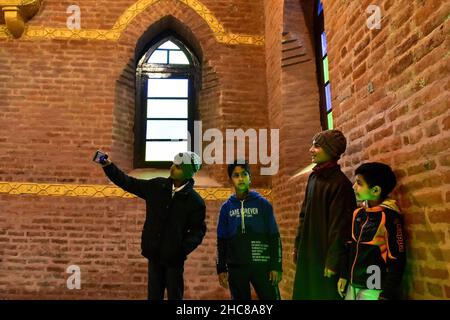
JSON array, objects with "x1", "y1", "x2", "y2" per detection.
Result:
[
  {"x1": 312, "y1": 130, "x2": 347, "y2": 159},
  {"x1": 173, "y1": 151, "x2": 202, "y2": 179}
]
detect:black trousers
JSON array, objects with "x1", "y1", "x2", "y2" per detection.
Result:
[
  {"x1": 147, "y1": 261, "x2": 184, "y2": 300},
  {"x1": 228, "y1": 265, "x2": 281, "y2": 300}
]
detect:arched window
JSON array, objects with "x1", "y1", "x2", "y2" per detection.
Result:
[
  {"x1": 315, "y1": 1, "x2": 333, "y2": 129},
  {"x1": 135, "y1": 36, "x2": 199, "y2": 168}
]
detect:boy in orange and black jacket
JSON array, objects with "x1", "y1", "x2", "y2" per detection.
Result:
[{"x1": 338, "y1": 162, "x2": 406, "y2": 300}]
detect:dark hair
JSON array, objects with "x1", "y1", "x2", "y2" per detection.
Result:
[
  {"x1": 355, "y1": 162, "x2": 397, "y2": 200},
  {"x1": 227, "y1": 160, "x2": 251, "y2": 178}
]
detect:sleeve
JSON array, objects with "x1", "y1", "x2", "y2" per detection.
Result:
[
  {"x1": 339, "y1": 208, "x2": 359, "y2": 279},
  {"x1": 294, "y1": 198, "x2": 307, "y2": 252},
  {"x1": 103, "y1": 163, "x2": 150, "y2": 199},
  {"x1": 182, "y1": 197, "x2": 207, "y2": 256},
  {"x1": 294, "y1": 177, "x2": 311, "y2": 252},
  {"x1": 264, "y1": 200, "x2": 282, "y2": 272},
  {"x1": 339, "y1": 240, "x2": 352, "y2": 279},
  {"x1": 216, "y1": 204, "x2": 228, "y2": 274},
  {"x1": 325, "y1": 179, "x2": 357, "y2": 273},
  {"x1": 380, "y1": 212, "x2": 406, "y2": 300}
]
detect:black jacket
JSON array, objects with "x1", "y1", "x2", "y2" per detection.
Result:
[
  {"x1": 341, "y1": 199, "x2": 406, "y2": 299},
  {"x1": 293, "y1": 164, "x2": 356, "y2": 300},
  {"x1": 103, "y1": 163, "x2": 206, "y2": 267}
]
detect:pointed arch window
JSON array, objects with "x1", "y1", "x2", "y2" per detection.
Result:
[
  {"x1": 135, "y1": 37, "x2": 199, "y2": 168},
  {"x1": 315, "y1": 1, "x2": 333, "y2": 129}
]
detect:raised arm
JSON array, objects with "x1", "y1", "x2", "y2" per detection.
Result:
[{"x1": 102, "y1": 161, "x2": 149, "y2": 199}]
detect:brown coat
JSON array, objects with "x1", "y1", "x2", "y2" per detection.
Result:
[{"x1": 293, "y1": 164, "x2": 356, "y2": 300}]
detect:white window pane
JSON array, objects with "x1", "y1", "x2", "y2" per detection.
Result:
[
  {"x1": 148, "y1": 50, "x2": 167, "y2": 64},
  {"x1": 147, "y1": 99, "x2": 188, "y2": 118},
  {"x1": 158, "y1": 40, "x2": 180, "y2": 50},
  {"x1": 146, "y1": 141, "x2": 188, "y2": 161},
  {"x1": 146, "y1": 120, "x2": 188, "y2": 140},
  {"x1": 169, "y1": 51, "x2": 190, "y2": 65},
  {"x1": 147, "y1": 79, "x2": 188, "y2": 98}
]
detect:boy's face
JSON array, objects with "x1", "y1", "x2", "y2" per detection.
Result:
[
  {"x1": 231, "y1": 166, "x2": 251, "y2": 193},
  {"x1": 170, "y1": 163, "x2": 185, "y2": 181},
  {"x1": 353, "y1": 174, "x2": 380, "y2": 201},
  {"x1": 309, "y1": 143, "x2": 333, "y2": 164}
]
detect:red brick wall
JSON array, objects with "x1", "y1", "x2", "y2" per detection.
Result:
[
  {"x1": 264, "y1": 0, "x2": 323, "y2": 299},
  {"x1": 0, "y1": 0, "x2": 268, "y2": 299},
  {"x1": 0, "y1": 194, "x2": 224, "y2": 299},
  {"x1": 0, "y1": 195, "x2": 146, "y2": 299},
  {"x1": 1, "y1": 0, "x2": 449, "y2": 300},
  {"x1": 265, "y1": 0, "x2": 450, "y2": 300},
  {"x1": 323, "y1": 0, "x2": 450, "y2": 299}
]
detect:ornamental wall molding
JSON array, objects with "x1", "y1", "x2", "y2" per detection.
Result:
[
  {"x1": 0, "y1": 0, "x2": 264, "y2": 45},
  {"x1": 0, "y1": 181, "x2": 271, "y2": 201},
  {"x1": 0, "y1": 0, "x2": 42, "y2": 38}
]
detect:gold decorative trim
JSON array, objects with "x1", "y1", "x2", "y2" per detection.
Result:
[
  {"x1": 0, "y1": 181, "x2": 271, "y2": 201},
  {"x1": 0, "y1": 0, "x2": 264, "y2": 45},
  {"x1": 0, "y1": 0, "x2": 42, "y2": 38}
]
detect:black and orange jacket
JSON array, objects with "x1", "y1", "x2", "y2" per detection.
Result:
[{"x1": 341, "y1": 199, "x2": 406, "y2": 299}]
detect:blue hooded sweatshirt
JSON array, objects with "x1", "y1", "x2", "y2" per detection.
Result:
[{"x1": 216, "y1": 190, "x2": 282, "y2": 273}]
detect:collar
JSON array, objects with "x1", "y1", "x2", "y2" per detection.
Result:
[
  {"x1": 364, "y1": 205, "x2": 384, "y2": 213},
  {"x1": 312, "y1": 160, "x2": 339, "y2": 176},
  {"x1": 362, "y1": 198, "x2": 400, "y2": 213},
  {"x1": 172, "y1": 181, "x2": 189, "y2": 193},
  {"x1": 168, "y1": 178, "x2": 194, "y2": 196}
]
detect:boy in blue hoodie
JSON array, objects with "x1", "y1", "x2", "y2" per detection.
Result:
[
  {"x1": 337, "y1": 162, "x2": 406, "y2": 300},
  {"x1": 216, "y1": 160, "x2": 282, "y2": 300}
]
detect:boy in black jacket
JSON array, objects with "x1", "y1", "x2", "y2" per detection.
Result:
[
  {"x1": 216, "y1": 160, "x2": 282, "y2": 300},
  {"x1": 338, "y1": 162, "x2": 406, "y2": 300},
  {"x1": 98, "y1": 151, "x2": 206, "y2": 300}
]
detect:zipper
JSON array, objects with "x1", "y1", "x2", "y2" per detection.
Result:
[
  {"x1": 240, "y1": 199, "x2": 245, "y2": 234},
  {"x1": 350, "y1": 211, "x2": 369, "y2": 284}
]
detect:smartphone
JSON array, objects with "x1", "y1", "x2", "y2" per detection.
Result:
[{"x1": 93, "y1": 150, "x2": 108, "y2": 164}]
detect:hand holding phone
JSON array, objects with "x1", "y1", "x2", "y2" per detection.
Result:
[{"x1": 93, "y1": 150, "x2": 109, "y2": 165}]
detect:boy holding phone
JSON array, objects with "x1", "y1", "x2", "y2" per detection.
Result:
[{"x1": 94, "y1": 150, "x2": 206, "y2": 300}]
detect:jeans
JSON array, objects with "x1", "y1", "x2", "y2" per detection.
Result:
[{"x1": 147, "y1": 261, "x2": 184, "y2": 300}]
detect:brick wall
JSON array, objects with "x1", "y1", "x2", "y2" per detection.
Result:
[
  {"x1": 0, "y1": 195, "x2": 146, "y2": 299},
  {"x1": 322, "y1": 0, "x2": 450, "y2": 299},
  {"x1": 0, "y1": 0, "x2": 268, "y2": 299},
  {"x1": 1, "y1": 0, "x2": 449, "y2": 300},
  {"x1": 264, "y1": 0, "x2": 323, "y2": 299},
  {"x1": 264, "y1": 0, "x2": 450, "y2": 300}
]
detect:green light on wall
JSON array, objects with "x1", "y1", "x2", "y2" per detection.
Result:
[
  {"x1": 323, "y1": 56, "x2": 329, "y2": 84},
  {"x1": 327, "y1": 112, "x2": 333, "y2": 129}
]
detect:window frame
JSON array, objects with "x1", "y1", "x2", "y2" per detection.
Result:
[
  {"x1": 314, "y1": 0, "x2": 333, "y2": 130},
  {"x1": 134, "y1": 36, "x2": 199, "y2": 169}
]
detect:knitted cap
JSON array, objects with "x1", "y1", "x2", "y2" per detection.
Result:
[
  {"x1": 173, "y1": 151, "x2": 202, "y2": 179},
  {"x1": 312, "y1": 130, "x2": 347, "y2": 159}
]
